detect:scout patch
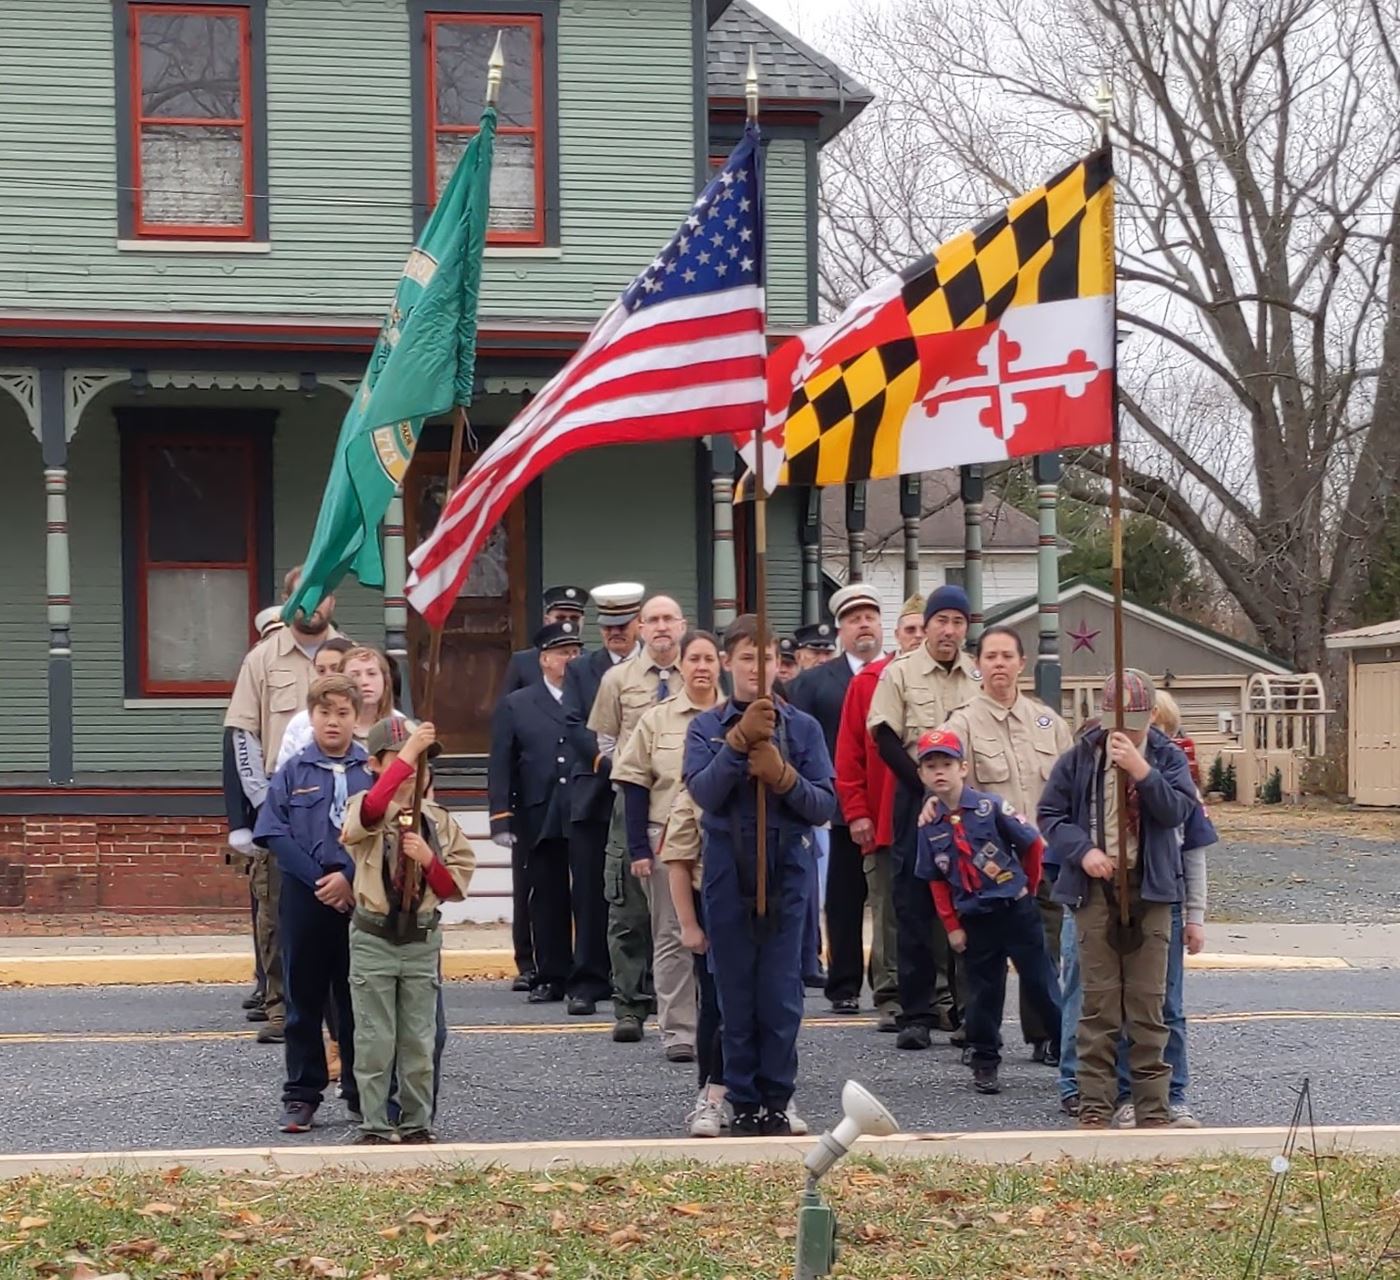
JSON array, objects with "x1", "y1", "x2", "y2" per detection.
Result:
[
  {"x1": 971, "y1": 667, "x2": 983, "y2": 681},
  {"x1": 1037, "y1": 714, "x2": 1053, "y2": 728},
  {"x1": 975, "y1": 797, "x2": 993, "y2": 817}
]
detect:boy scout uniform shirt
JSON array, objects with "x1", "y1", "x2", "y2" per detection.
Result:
[
  {"x1": 657, "y1": 786, "x2": 703, "y2": 890},
  {"x1": 611, "y1": 689, "x2": 715, "y2": 830},
  {"x1": 866, "y1": 645, "x2": 982, "y2": 755},
  {"x1": 225, "y1": 625, "x2": 337, "y2": 765},
  {"x1": 915, "y1": 785, "x2": 1043, "y2": 917},
  {"x1": 587, "y1": 651, "x2": 675, "y2": 761},
  {"x1": 943, "y1": 693, "x2": 1073, "y2": 818},
  {"x1": 1101, "y1": 756, "x2": 1141, "y2": 869},
  {"x1": 340, "y1": 792, "x2": 477, "y2": 916}
]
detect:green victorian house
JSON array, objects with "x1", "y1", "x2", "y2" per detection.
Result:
[{"x1": 0, "y1": 0, "x2": 870, "y2": 912}]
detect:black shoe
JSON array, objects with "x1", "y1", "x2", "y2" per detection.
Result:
[
  {"x1": 731, "y1": 1110, "x2": 763, "y2": 1137},
  {"x1": 278, "y1": 1101, "x2": 316, "y2": 1133},
  {"x1": 256, "y1": 1022, "x2": 285, "y2": 1045},
  {"x1": 973, "y1": 1064, "x2": 1001, "y2": 1094},
  {"x1": 665, "y1": 1043, "x2": 696, "y2": 1064},
  {"x1": 354, "y1": 1132, "x2": 396, "y2": 1145},
  {"x1": 1060, "y1": 1092, "x2": 1081, "y2": 1117},
  {"x1": 612, "y1": 1016, "x2": 643, "y2": 1043},
  {"x1": 1031, "y1": 1039, "x2": 1059, "y2": 1066},
  {"x1": 949, "y1": 1031, "x2": 968, "y2": 1049},
  {"x1": 511, "y1": 972, "x2": 536, "y2": 993},
  {"x1": 934, "y1": 1009, "x2": 961, "y2": 1033},
  {"x1": 527, "y1": 984, "x2": 565, "y2": 1004},
  {"x1": 245, "y1": 1005, "x2": 270, "y2": 1023},
  {"x1": 896, "y1": 1024, "x2": 931, "y2": 1051},
  {"x1": 400, "y1": 1129, "x2": 436, "y2": 1144},
  {"x1": 829, "y1": 998, "x2": 860, "y2": 1015},
  {"x1": 761, "y1": 1110, "x2": 793, "y2": 1136},
  {"x1": 803, "y1": 969, "x2": 828, "y2": 990},
  {"x1": 241, "y1": 989, "x2": 266, "y2": 1011},
  {"x1": 566, "y1": 996, "x2": 597, "y2": 1016}
]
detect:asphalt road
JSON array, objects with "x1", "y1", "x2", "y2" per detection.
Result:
[{"x1": 1, "y1": 970, "x2": 1397, "y2": 1154}]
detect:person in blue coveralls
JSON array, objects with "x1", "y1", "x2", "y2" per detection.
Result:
[{"x1": 682, "y1": 613, "x2": 836, "y2": 1137}]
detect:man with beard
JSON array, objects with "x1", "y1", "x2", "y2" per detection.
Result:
[
  {"x1": 587, "y1": 594, "x2": 693, "y2": 1049},
  {"x1": 560, "y1": 582, "x2": 645, "y2": 1015},
  {"x1": 786, "y1": 585, "x2": 884, "y2": 1017},
  {"x1": 867, "y1": 584, "x2": 981, "y2": 1050},
  {"x1": 944, "y1": 625, "x2": 1073, "y2": 1063},
  {"x1": 225, "y1": 566, "x2": 339, "y2": 1045}
]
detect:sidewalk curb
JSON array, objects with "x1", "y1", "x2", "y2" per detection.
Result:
[
  {"x1": 4, "y1": 1124, "x2": 1400, "y2": 1180},
  {"x1": 0, "y1": 948, "x2": 1352, "y2": 987}
]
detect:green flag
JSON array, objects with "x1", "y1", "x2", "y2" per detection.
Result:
[{"x1": 285, "y1": 106, "x2": 497, "y2": 621}]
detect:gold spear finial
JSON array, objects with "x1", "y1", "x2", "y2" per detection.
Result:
[
  {"x1": 745, "y1": 45, "x2": 759, "y2": 122},
  {"x1": 1095, "y1": 76, "x2": 1113, "y2": 143},
  {"x1": 486, "y1": 30, "x2": 504, "y2": 106}
]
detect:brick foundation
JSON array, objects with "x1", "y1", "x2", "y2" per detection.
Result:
[{"x1": 0, "y1": 816, "x2": 249, "y2": 913}]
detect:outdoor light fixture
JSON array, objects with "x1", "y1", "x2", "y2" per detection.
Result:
[{"x1": 795, "y1": 1080, "x2": 899, "y2": 1279}]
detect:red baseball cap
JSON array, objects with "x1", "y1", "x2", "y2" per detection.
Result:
[{"x1": 916, "y1": 728, "x2": 964, "y2": 761}]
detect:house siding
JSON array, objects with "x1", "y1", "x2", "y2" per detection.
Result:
[
  {"x1": 0, "y1": 407, "x2": 49, "y2": 773},
  {"x1": 763, "y1": 139, "x2": 809, "y2": 327},
  {"x1": 0, "y1": 0, "x2": 698, "y2": 320}
]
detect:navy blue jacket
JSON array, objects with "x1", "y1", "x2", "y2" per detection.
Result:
[
  {"x1": 488, "y1": 680, "x2": 573, "y2": 852},
  {"x1": 915, "y1": 785, "x2": 1043, "y2": 917},
  {"x1": 561, "y1": 646, "x2": 619, "y2": 824},
  {"x1": 253, "y1": 742, "x2": 370, "y2": 890},
  {"x1": 683, "y1": 699, "x2": 836, "y2": 843},
  {"x1": 1038, "y1": 725, "x2": 1197, "y2": 908},
  {"x1": 784, "y1": 656, "x2": 857, "y2": 826}
]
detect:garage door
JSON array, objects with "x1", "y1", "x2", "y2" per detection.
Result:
[{"x1": 1354, "y1": 661, "x2": 1400, "y2": 806}]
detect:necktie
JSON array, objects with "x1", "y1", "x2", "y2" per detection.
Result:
[{"x1": 656, "y1": 669, "x2": 670, "y2": 701}]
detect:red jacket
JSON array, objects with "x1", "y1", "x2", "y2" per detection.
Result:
[
  {"x1": 1175, "y1": 734, "x2": 1201, "y2": 791},
  {"x1": 835, "y1": 654, "x2": 896, "y2": 851}
]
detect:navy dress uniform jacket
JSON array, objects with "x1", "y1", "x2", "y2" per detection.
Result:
[
  {"x1": 488, "y1": 682, "x2": 573, "y2": 854},
  {"x1": 501, "y1": 646, "x2": 543, "y2": 696},
  {"x1": 561, "y1": 647, "x2": 617, "y2": 824},
  {"x1": 784, "y1": 656, "x2": 856, "y2": 825}
]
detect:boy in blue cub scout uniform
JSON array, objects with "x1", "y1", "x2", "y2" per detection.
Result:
[
  {"x1": 914, "y1": 728, "x2": 1061, "y2": 1097},
  {"x1": 683, "y1": 614, "x2": 836, "y2": 1136},
  {"x1": 254, "y1": 673, "x2": 372, "y2": 1134}
]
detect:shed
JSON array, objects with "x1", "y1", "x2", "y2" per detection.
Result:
[{"x1": 1325, "y1": 619, "x2": 1400, "y2": 807}]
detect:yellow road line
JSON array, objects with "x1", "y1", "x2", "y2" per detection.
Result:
[{"x1": 1, "y1": 1011, "x2": 1397, "y2": 1047}]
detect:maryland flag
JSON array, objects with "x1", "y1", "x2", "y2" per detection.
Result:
[{"x1": 742, "y1": 147, "x2": 1114, "y2": 493}]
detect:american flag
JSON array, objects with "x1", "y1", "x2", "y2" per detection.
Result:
[{"x1": 406, "y1": 127, "x2": 767, "y2": 628}]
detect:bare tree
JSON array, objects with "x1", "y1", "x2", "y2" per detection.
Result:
[{"x1": 817, "y1": 0, "x2": 1400, "y2": 691}]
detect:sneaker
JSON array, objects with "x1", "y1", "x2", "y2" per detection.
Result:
[
  {"x1": 400, "y1": 1129, "x2": 436, "y2": 1144},
  {"x1": 354, "y1": 1131, "x2": 397, "y2": 1145},
  {"x1": 256, "y1": 1022, "x2": 285, "y2": 1045},
  {"x1": 876, "y1": 1007, "x2": 900, "y2": 1033},
  {"x1": 1059, "y1": 1092, "x2": 1081, "y2": 1117},
  {"x1": 278, "y1": 1101, "x2": 316, "y2": 1133},
  {"x1": 1110, "y1": 1101, "x2": 1137, "y2": 1130},
  {"x1": 973, "y1": 1064, "x2": 1001, "y2": 1094},
  {"x1": 896, "y1": 1024, "x2": 931, "y2": 1051},
  {"x1": 730, "y1": 1110, "x2": 763, "y2": 1137},
  {"x1": 830, "y1": 998, "x2": 860, "y2": 1015},
  {"x1": 241, "y1": 989, "x2": 266, "y2": 1011},
  {"x1": 527, "y1": 983, "x2": 565, "y2": 1004},
  {"x1": 761, "y1": 1110, "x2": 793, "y2": 1136},
  {"x1": 665, "y1": 1043, "x2": 696, "y2": 1063},
  {"x1": 1169, "y1": 1104, "x2": 1202, "y2": 1129},
  {"x1": 687, "y1": 1094, "x2": 726, "y2": 1138},
  {"x1": 612, "y1": 1016, "x2": 643, "y2": 1043},
  {"x1": 785, "y1": 1098, "x2": 809, "y2": 1136}
]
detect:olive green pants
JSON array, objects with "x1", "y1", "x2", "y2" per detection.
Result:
[
  {"x1": 1074, "y1": 887, "x2": 1172, "y2": 1125},
  {"x1": 349, "y1": 923, "x2": 441, "y2": 1138},
  {"x1": 250, "y1": 851, "x2": 284, "y2": 1023},
  {"x1": 861, "y1": 850, "x2": 901, "y2": 1014}
]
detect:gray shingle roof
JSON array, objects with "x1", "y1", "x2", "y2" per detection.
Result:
[{"x1": 708, "y1": 0, "x2": 872, "y2": 136}]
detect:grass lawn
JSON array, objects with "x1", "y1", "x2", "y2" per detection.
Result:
[{"x1": 4, "y1": 1155, "x2": 1399, "y2": 1278}]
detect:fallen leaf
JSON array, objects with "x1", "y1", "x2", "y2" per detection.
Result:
[
  {"x1": 423, "y1": 1230, "x2": 449, "y2": 1247},
  {"x1": 106, "y1": 1240, "x2": 160, "y2": 1258},
  {"x1": 135, "y1": 1202, "x2": 178, "y2": 1218},
  {"x1": 609, "y1": 1224, "x2": 646, "y2": 1247},
  {"x1": 405, "y1": 1211, "x2": 449, "y2": 1230},
  {"x1": 215, "y1": 1231, "x2": 250, "y2": 1243},
  {"x1": 669, "y1": 1202, "x2": 704, "y2": 1217},
  {"x1": 19, "y1": 1216, "x2": 50, "y2": 1230},
  {"x1": 302, "y1": 1259, "x2": 348, "y2": 1279},
  {"x1": 376, "y1": 1226, "x2": 403, "y2": 1240},
  {"x1": 1026, "y1": 1205, "x2": 1048, "y2": 1226},
  {"x1": 71, "y1": 1267, "x2": 129, "y2": 1280},
  {"x1": 530, "y1": 1183, "x2": 556, "y2": 1194},
  {"x1": 549, "y1": 1211, "x2": 568, "y2": 1234},
  {"x1": 988, "y1": 1211, "x2": 1012, "y2": 1225},
  {"x1": 565, "y1": 1181, "x2": 588, "y2": 1194},
  {"x1": 161, "y1": 1166, "x2": 188, "y2": 1184}
]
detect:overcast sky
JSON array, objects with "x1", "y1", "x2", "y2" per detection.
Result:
[{"x1": 749, "y1": 0, "x2": 844, "y2": 50}]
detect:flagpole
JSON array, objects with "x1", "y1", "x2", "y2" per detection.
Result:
[
  {"x1": 1097, "y1": 78, "x2": 1129, "y2": 929},
  {"x1": 744, "y1": 50, "x2": 771, "y2": 921},
  {"x1": 402, "y1": 34, "x2": 504, "y2": 922}
]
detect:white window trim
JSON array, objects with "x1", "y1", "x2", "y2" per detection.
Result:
[
  {"x1": 484, "y1": 246, "x2": 563, "y2": 258},
  {"x1": 123, "y1": 697, "x2": 232, "y2": 710},
  {"x1": 117, "y1": 239, "x2": 273, "y2": 254}
]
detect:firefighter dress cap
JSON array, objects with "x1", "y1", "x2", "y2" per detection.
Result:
[
  {"x1": 542, "y1": 585, "x2": 589, "y2": 614},
  {"x1": 254, "y1": 606, "x2": 285, "y2": 639},
  {"x1": 794, "y1": 622, "x2": 836, "y2": 651},
  {"x1": 590, "y1": 581, "x2": 646, "y2": 626},
  {"x1": 1102, "y1": 668, "x2": 1156, "y2": 732},
  {"x1": 916, "y1": 728, "x2": 965, "y2": 761},
  {"x1": 829, "y1": 583, "x2": 883, "y2": 621},
  {"x1": 535, "y1": 620, "x2": 583, "y2": 652},
  {"x1": 366, "y1": 716, "x2": 442, "y2": 760},
  {"x1": 778, "y1": 636, "x2": 798, "y2": 658}
]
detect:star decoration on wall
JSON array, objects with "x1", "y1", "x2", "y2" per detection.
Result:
[{"x1": 1068, "y1": 619, "x2": 1101, "y2": 653}]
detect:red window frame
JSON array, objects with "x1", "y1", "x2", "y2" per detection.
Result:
[
  {"x1": 133, "y1": 433, "x2": 258, "y2": 696},
  {"x1": 425, "y1": 12, "x2": 545, "y2": 245},
  {"x1": 128, "y1": 2, "x2": 255, "y2": 239}
]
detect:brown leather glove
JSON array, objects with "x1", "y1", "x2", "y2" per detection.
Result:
[
  {"x1": 724, "y1": 697, "x2": 776, "y2": 753},
  {"x1": 748, "y1": 740, "x2": 797, "y2": 793}
]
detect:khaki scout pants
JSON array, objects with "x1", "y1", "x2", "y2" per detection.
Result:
[
  {"x1": 349, "y1": 923, "x2": 442, "y2": 1138},
  {"x1": 250, "y1": 851, "x2": 284, "y2": 1023},
  {"x1": 862, "y1": 850, "x2": 901, "y2": 1014},
  {"x1": 605, "y1": 799, "x2": 698, "y2": 1048},
  {"x1": 1074, "y1": 887, "x2": 1172, "y2": 1125}
]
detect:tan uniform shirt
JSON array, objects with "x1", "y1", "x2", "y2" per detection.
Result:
[
  {"x1": 341, "y1": 793, "x2": 477, "y2": 917},
  {"x1": 867, "y1": 644, "x2": 982, "y2": 755},
  {"x1": 1101, "y1": 757, "x2": 1140, "y2": 869},
  {"x1": 224, "y1": 625, "x2": 332, "y2": 764},
  {"x1": 611, "y1": 688, "x2": 716, "y2": 829},
  {"x1": 657, "y1": 786, "x2": 703, "y2": 889},
  {"x1": 943, "y1": 692, "x2": 1073, "y2": 819},
  {"x1": 588, "y1": 650, "x2": 676, "y2": 762}
]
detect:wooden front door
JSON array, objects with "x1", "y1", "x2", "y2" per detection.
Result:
[{"x1": 405, "y1": 450, "x2": 527, "y2": 756}]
